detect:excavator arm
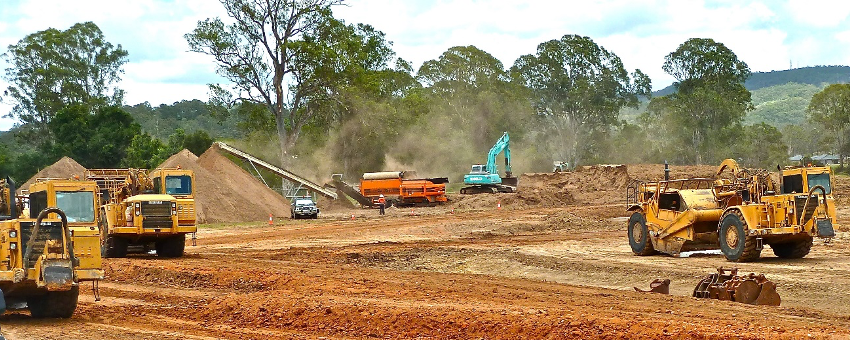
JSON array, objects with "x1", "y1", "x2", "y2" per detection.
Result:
[{"x1": 485, "y1": 132, "x2": 512, "y2": 176}]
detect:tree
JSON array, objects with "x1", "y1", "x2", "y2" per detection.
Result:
[
  {"x1": 185, "y1": 0, "x2": 345, "y2": 164},
  {"x1": 418, "y1": 46, "x2": 509, "y2": 95},
  {"x1": 649, "y1": 38, "x2": 752, "y2": 164},
  {"x1": 2, "y1": 22, "x2": 128, "y2": 143},
  {"x1": 49, "y1": 105, "x2": 141, "y2": 168},
  {"x1": 511, "y1": 34, "x2": 651, "y2": 166},
  {"x1": 731, "y1": 123, "x2": 788, "y2": 169},
  {"x1": 807, "y1": 83, "x2": 850, "y2": 168},
  {"x1": 122, "y1": 133, "x2": 169, "y2": 169}
]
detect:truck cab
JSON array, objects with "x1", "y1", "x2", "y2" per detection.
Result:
[{"x1": 149, "y1": 168, "x2": 196, "y2": 229}]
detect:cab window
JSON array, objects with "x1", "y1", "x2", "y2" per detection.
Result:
[
  {"x1": 782, "y1": 174, "x2": 804, "y2": 194},
  {"x1": 807, "y1": 173, "x2": 832, "y2": 194},
  {"x1": 55, "y1": 191, "x2": 95, "y2": 223},
  {"x1": 165, "y1": 175, "x2": 192, "y2": 195},
  {"x1": 153, "y1": 176, "x2": 162, "y2": 194}
]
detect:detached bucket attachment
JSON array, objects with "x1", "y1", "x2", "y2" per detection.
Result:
[
  {"x1": 692, "y1": 268, "x2": 780, "y2": 306},
  {"x1": 634, "y1": 278, "x2": 670, "y2": 294}
]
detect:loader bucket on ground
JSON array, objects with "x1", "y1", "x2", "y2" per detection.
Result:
[
  {"x1": 634, "y1": 278, "x2": 670, "y2": 294},
  {"x1": 692, "y1": 268, "x2": 780, "y2": 306}
]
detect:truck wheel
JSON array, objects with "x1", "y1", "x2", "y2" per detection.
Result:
[
  {"x1": 27, "y1": 295, "x2": 47, "y2": 318},
  {"x1": 628, "y1": 212, "x2": 657, "y2": 255},
  {"x1": 156, "y1": 234, "x2": 186, "y2": 258},
  {"x1": 47, "y1": 286, "x2": 79, "y2": 318},
  {"x1": 104, "y1": 236, "x2": 128, "y2": 258},
  {"x1": 771, "y1": 236, "x2": 813, "y2": 259},
  {"x1": 27, "y1": 286, "x2": 78, "y2": 318},
  {"x1": 719, "y1": 210, "x2": 761, "y2": 262},
  {"x1": 311, "y1": 213, "x2": 318, "y2": 219}
]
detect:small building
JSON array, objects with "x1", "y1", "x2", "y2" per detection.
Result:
[{"x1": 788, "y1": 154, "x2": 841, "y2": 165}]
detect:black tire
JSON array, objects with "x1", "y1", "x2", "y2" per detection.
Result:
[
  {"x1": 27, "y1": 295, "x2": 47, "y2": 318},
  {"x1": 28, "y1": 286, "x2": 79, "y2": 318},
  {"x1": 718, "y1": 210, "x2": 761, "y2": 262},
  {"x1": 627, "y1": 212, "x2": 657, "y2": 255},
  {"x1": 156, "y1": 234, "x2": 186, "y2": 258},
  {"x1": 47, "y1": 286, "x2": 79, "y2": 318},
  {"x1": 311, "y1": 213, "x2": 318, "y2": 219},
  {"x1": 771, "y1": 236, "x2": 813, "y2": 259},
  {"x1": 103, "y1": 236, "x2": 128, "y2": 258}
]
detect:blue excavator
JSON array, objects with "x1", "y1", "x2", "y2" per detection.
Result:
[{"x1": 461, "y1": 132, "x2": 518, "y2": 194}]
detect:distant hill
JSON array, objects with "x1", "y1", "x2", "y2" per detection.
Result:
[
  {"x1": 653, "y1": 65, "x2": 850, "y2": 96},
  {"x1": 123, "y1": 100, "x2": 243, "y2": 140}
]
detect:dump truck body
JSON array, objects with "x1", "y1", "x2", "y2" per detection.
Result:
[{"x1": 626, "y1": 160, "x2": 836, "y2": 262}]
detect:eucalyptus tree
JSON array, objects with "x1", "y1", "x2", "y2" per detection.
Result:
[
  {"x1": 2, "y1": 21, "x2": 128, "y2": 143},
  {"x1": 807, "y1": 83, "x2": 850, "y2": 167},
  {"x1": 511, "y1": 34, "x2": 651, "y2": 166},
  {"x1": 186, "y1": 0, "x2": 404, "y2": 165},
  {"x1": 649, "y1": 38, "x2": 752, "y2": 164}
]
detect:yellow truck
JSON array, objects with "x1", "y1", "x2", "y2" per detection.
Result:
[
  {"x1": 626, "y1": 159, "x2": 836, "y2": 262},
  {"x1": 1, "y1": 178, "x2": 103, "y2": 318},
  {"x1": 86, "y1": 168, "x2": 196, "y2": 258}
]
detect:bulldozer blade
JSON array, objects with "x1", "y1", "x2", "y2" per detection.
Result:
[
  {"x1": 753, "y1": 281, "x2": 781, "y2": 306},
  {"x1": 634, "y1": 278, "x2": 670, "y2": 294},
  {"x1": 733, "y1": 280, "x2": 761, "y2": 304}
]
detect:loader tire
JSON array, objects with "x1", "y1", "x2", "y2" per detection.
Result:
[
  {"x1": 719, "y1": 210, "x2": 761, "y2": 262},
  {"x1": 628, "y1": 212, "x2": 657, "y2": 256},
  {"x1": 771, "y1": 236, "x2": 813, "y2": 259},
  {"x1": 28, "y1": 286, "x2": 79, "y2": 318},
  {"x1": 156, "y1": 234, "x2": 186, "y2": 258},
  {"x1": 103, "y1": 236, "x2": 128, "y2": 258}
]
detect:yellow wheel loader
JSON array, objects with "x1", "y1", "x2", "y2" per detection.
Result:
[{"x1": 626, "y1": 159, "x2": 836, "y2": 262}]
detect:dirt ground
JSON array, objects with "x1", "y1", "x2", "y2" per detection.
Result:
[{"x1": 4, "y1": 166, "x2": 850, "y2": 339}]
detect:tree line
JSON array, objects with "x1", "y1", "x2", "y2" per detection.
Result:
[{"x1": 2, "y1": 1, "x2": 849, "y2": 184}]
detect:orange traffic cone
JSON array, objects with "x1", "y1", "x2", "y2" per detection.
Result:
[
  {"x1": 497, "y1": 201, "x2": 501, "y2": 210},
  {"x1": 451, "y1": 208, "x2": 455, "y2": 214},
  {"x1": 351, "y1": 214, "x2": 355, "y2": 220},
  {"x1": 410, "y1": 209, "x2": 415, "y2": 216},
  {"x1": 268, "y1": 213, "x2": 274, "y2": 225}
]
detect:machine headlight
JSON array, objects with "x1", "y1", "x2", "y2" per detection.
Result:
[
  {"x1": 9, "y1": 231, "x2": 16, "y2": 238},
  {"x1": 10, "y1": 242, "x2": 16, "y2": 250}
]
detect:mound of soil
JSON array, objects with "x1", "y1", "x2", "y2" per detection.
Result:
[
  {"x1": 627, "y1": 164, "x2": 717, "y2": 181},
  {"x1": 157, "y1": 147, "x2": 291, "y2": 223},
  {"x1": 197, "y1": 145, "x2": 292, "y2": 222},
  {"x1": 317, "y1": 189, "x2": 357, "y2": 211},
  {"x1": 19, "y1": 156, "x2": 87, "y2": 193}
]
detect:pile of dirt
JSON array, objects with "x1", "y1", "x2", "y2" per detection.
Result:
[
  {"x1": 19, "y1": 156, "x2": 87, "y2": 193},
  {"x1": 627, "y1": 164, "x2": 717, "y2": 181},
  {"x1": 317, "y1": 189, "x2": 357, "y2": 211},
  {"x1": 157, "y1": 147, "x2": 291, "y2": 223},
  {"x1": 834, "y1": 174, "x2": 850, "y2": 206}
]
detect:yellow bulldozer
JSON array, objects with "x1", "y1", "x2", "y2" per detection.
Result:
[
  {"x1": 86, "y1": 168, "x2": 196, "y2": 258},
  {"x1": 0, "y1": 178, "x2": 103, "y2": 318},
  {"x1": 626, "y1": 159, "x2": 836, "y2": 262}
]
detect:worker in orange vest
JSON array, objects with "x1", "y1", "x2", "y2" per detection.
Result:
[{"x1": 378, "y1": 194, "x2": 386, "y2": 215}]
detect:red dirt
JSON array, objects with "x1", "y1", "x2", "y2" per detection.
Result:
[{"x1": 3, "y1": 163, "x2": 849, "y2": 339}]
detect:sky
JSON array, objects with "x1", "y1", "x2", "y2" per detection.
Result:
[{"x1": 1, "y1": 0, "x2": 849, "y2": 131}]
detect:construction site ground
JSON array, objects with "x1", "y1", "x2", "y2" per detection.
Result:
[{"x1": 4, "y1": 165, "x2": 850, "y2": 339}]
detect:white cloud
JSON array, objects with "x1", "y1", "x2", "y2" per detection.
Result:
[
  {"x1": 786, "y1": 0, "x2": 850, "y2": 27},
  {"x1": 1, "y1": 0, "x2": 849, "y2": 131}
]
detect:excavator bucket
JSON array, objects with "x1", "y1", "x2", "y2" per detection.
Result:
[
  {"x1": 692, "y1": 268, "x2": 780, "y2": 306},
  {"x1": 634, "y1": 278, "x2": 670, "y2": 294}
]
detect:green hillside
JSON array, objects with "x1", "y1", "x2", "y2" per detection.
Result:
[
  {"x1": 653, "y1": 65, "x2": 850, "y2": 97},
  {"x1": 745, "y1": 82, "x2": 823, "y2": 127}
]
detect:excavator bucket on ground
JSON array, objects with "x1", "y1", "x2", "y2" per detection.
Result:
[
  {"x1": 692, "y1": 268, "x2": 780, "y2": 306},
  {"x1": 634, "y1": 278, "x2": 670, "y2": 294}
]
